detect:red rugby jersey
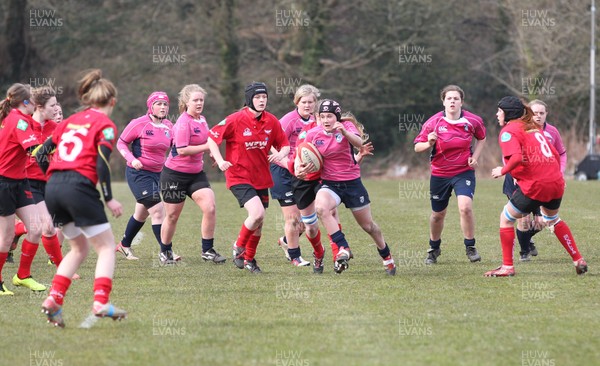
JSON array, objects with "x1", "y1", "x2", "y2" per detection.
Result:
[
  {"x1": 25, "y1": 119, "x2": 58, "y2": 181},
  {"x1": 0, "y1": 109, "x2": 39, "y2": 179}
]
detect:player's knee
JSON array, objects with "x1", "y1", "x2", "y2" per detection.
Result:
[
  {"x1": 431, "y1": 211, "x2": 445, "y2": 223},
  {"x1": 542, "y1": 213, "x2": 560, "y2": 231},
  {"x1": 458, "y1": 204, "x2": 473, "y2": 217}
]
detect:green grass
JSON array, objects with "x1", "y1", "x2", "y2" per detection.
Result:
[{"x1": 2, "y1": 179, "x2": 599, "y2": 366}]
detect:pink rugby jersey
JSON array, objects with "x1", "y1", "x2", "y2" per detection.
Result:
[
  {"x1": 164, "y1": 112, "x2": 209, "y2": 174},
  {"x1": 304, "y1": 121, "x2": 360, "y2": 181},
  {"x1": 280, "y1": 109, "x2": 316, "y2": 159},
  {"x1": 118, "y1": 115, "x2": 173, "y2": 173},
  {"x1": 542, "y1": 122, "x2": 567, "y2": 173},
  {"x1": 414, "y1": 110, "x2": 486, "y2": 178}
]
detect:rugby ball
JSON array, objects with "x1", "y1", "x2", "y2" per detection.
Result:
[{"x1": 296, "y1": 141, "x2": 323, "y2": 172}]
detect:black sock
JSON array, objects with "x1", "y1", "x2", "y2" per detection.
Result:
[
  {"x1": 330, "y1": 231, "x2": 349, "y2": 249},
  {"x1": 152, "y1": 224, "x2": 163, "y2": 250},
  {"x1": 516, "y1": 229, "x2": 532, "y2": 254},
  {"x1": 202, "y1": 238, "x2": 214, "y2": 253},
  {"x1": 377, "y1": 243, "x2": 391, "y2": 259},
  {"x1": 122, "y1": 216, "x2": 145, "y2": 247},
  {"x1": 288, "y1": 247, "x2": 301, "y2": 260},
  {"x1": 429, "y1": 239, "x2": 441, "y2": 250},
  {"x1": 464, "y1": 238, "x2": 476, "y2": 248},
  {"x1": 161, "y1": 242, "x2": 172, "y2": 253}
]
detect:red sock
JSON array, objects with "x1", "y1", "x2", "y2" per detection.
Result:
[
  {"x1": 499, "y1": 227, "x2": 515, "y2": 267},
  {"x1": 93, "y1": 277, "x2": 113, "y2": 305},
  {"x1": 338, "y1": 223, "x2": 342, "y2": 231},
  {"x1": 17, "y1": 239, "x2": 39, "y2": 279},
  {"x1": 236, "y1": 224, "x2": 255, "y2": 249},
  {"x1": 244, "y1": 234, "x2": 261, "y2": 261},
  {"x1": 42, "y1": 234, "x2": 63, "y2": 267},
  {"x1": 15, "y1": 221, "x2": 27, "y2": 236},
  {"x1": 553, "y1": 221, "x2": 582, "y2": 261},
  {"x1": 0, "y1": 252, "x2": 7, "y2": 282},
  {"x1": 328, "y1": 236, "x2": 339, "y2": 263},
  {"x1": 307, "y1": 230, "x2": 324, "y2": 259},
  {"x1": 49, "y1": 274, "x2": 72, "y2": 305}
]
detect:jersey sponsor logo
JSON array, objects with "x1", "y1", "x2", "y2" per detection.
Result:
[
  {"x1": 165, "y1": 131, "x2": 171, "y2": 138},
  {"x1": 218, "y1": 119, "x2": 226, "y2": 126},
  {"x1": 17, "y1": 119, "x2": 29, "y2": 131},
  {"x1": 102, "y1": 127, "x2": 115, "y2": 141},
  {"x1": 243, "y1": 128, "x2": 252, "y2": 136},
  {"x1": 145, "y1": 130, "x2": 154, "y2": 136},
  {"x1": 265, "y1": 129, "x2": 272, "y2": 134},
  {"x1": 244, "y1": 140, "x2": 268, "y2": 149},
  {"x1": 464, "y1": 124, "x2": 469, "y2": 131},
  {"x1": 298, "y1": 131, "x2": 307, "y2": 140},
  {"x1": 295, "y1": 127, "x2": 302, "y2": 133},
  {"x1": 209, "y1": 130, "x2": 219, "y2": 138},
  {"x1": 500, "y1": 132, "x2": 512, "y2": 142},
  {"x1": 315, "y1": 139, "x2": 324, "y2": 146},
  {"x1": 66, "y1": 123, "x2": 91, "y2": 130},
  {"x1": 335, "y1": 133, "x2": 343, "y2": 143},
  {"x1": 193, "y1": 127, "x2": 201, "y2": 133},
  {"x1": 22, "y1": 134, "x2": 37, "y2": 144},
  {"x1": 437, "y1": 125, "x2": 448, "y2": 133}
]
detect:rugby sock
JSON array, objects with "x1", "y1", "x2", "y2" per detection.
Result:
[
  {"x1": 42, "y1": 234, "x2": 63, "y2": 267},
  {"x1": 516, "y1": 229, "x2": 532, "y2": 254},
  {"x1": 429, "y1": 239, "x2": 441, "y2": 250},
  {"x1": 14, "y1": 221, "x2": 27, "y2": 236},
  {"x1": 307, "y1": 230, "x2": 324, "y2": 259},
  {"x1": 499, "y1": 227, "x2": 515, "y2": 266},
  {"x1": 377, "y1": 243, "x2": 391, "y2": 259},
  {"x1": 93, "y1": 277, "x2": 113, "y2": 305},
  {"x1": 236, "y1": 224, "x2": 254, "y2": 249},
  {"x1": 49, "y1": 274, "x2": 72, "y2": 305},
  {"x1": 202, "y1": 238, "x2": 214, "y2": 253},
  {"x1": 329, "y1": 240, "x2": 339, "y2": 262},
  {"x1": 244, "y1": 234, "x2": 261, "y2": 261},
  {"x1": 288, "y1": 247, "x2": 301, "y2": 261},
  {"x1": 553, "y1": 221, "x2": 582, "y2": 261},
  {"x1": 122, "y1": 216, "x2": 145, "y2": 247},
  {"x1": 330, "y1": 231, "x2": 349, "y2": 250},
  {"x1": 161, "y1": 242, "x2": 172, "y2": 253},
  {"x1": 17, "y1": 239, "x2": 39, "y2": 279},
  {"x1": 0, "y1": 252, "x2": 7, "y2": 282},
  {"x1": 152, "y1": 224, "x2": 163, "y2": 249},
  {"x1": 464, "y1": 238, "x2": 476, "y2": 248}
]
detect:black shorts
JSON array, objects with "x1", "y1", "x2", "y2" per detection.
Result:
[
  {"x1": 29, "y1": 179, "x2": 46, "y2": 204},
  {"x1": 230, "y1": 184, "x2": 269, "y2": 208},
  {"x1": 510, "y1": 186, "x2": 562, "y2": 214},
  {"x1": 45, "y1": 171, "x2": 108, "y2": 227},
  {"x1": 430, "y1": 170, "x2": 476, "y2": 212},
  {"x1": 502, "y1": 172, "x2": 517, "y2": 197},
  {"x1": 0, "y1": 176, "x2": 35, "y2": 216},
  {"x1": 320, "y1": 178, "x2": 371, "y2": 210},
  {"x1": 160, "y1": 167, "x2": 211, "y2": 204},
  {"x1": 126, "y1": 166, "x2": 162, "y2": 208},
  {"x1": 291, "y1": 177, "x2": 320, "y2": 210},
  {"x1": 270, "y1": 163, "x2": 295, "y2": 207}
]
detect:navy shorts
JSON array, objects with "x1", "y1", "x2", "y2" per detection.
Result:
[
  {"x1": 0, "y1": 176, "x2": 35, "y2": 216},
  {"x1": 510, "y1": 186, "x2": 562, "y2": 214},
  {"x1": 160, "y1": 167, "x2": 211, "y2": 204},
  {"x1": 270, "y1": 163, "x2": 295, "y2": 207},
  {"x1": 29, "y1": 179, "x2": 46, "y2": 204},
  {"x1": 502, "y1": 172, "x2": 517, "y2": 197},
  {"x1": 230, "y1": 184, "x2": 269, "y2": 208},
  {"x1": 321, "y1": 178, "x2": 371, "y2": 210},
  {"x1": 126, "y1": 166, "x2": 162, "y2": 208},
  {"x1": 45, "y1": 171, "x2": 108, "y2": 227},
  {"x1": 430, "y1": 170, "x2": 476, "y2": 212},
  {"x1": 291, "y1": 177, "x2": 320, "y2": 210}
]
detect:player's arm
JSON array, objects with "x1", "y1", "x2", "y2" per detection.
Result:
[
  {"x1": 354, "y1": 141, "x2": 374, "y2": 164},
  {"x1": 97, "y1": 144, "x2": 115, "y2": 202},
  {"x1": 469, "y1": 136, "x2": 486, "y2": 167},
  {"x1": 491, "y1": 153, "x2": 522, "y2": 178},
  {"x1": 207, "y1": 137, "x2": 231, "y2": 171},
  {"x1": 33, "y1": 138, "x2": 56, "y2": 174}
]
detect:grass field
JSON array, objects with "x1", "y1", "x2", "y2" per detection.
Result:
[{"x1": 2, "y1": 179, "x2": 599, "y2": 366}]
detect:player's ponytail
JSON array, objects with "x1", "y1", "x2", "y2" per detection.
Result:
[
  {"x1": 341, "y1": 112, "x2": 369, "y2": 144},
  {"x1": 0, "y1": 83, "x2": 31, "y2": 122},
  {"x1": 77, "y1": 69, "x2": 117, "y2": 108},
  {"x1": 521, "y1": 105, "x2": 537, "y2": 132}
]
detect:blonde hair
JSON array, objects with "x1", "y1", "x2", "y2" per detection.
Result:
[
  {"x1": 293, "y1": 84, "x2": 320, "y2": 105},
  {"x1": 31, "y1": 86, "x2": 56, "y2": 110},
  {"x1": 178, "y1": 84, "x2": 206, "y2": 113},
  {"x1": 77, "y1": 69, "x2": 117, "y2": 108},
  {"x1": 341, "y1": 112, "x2": 369, "y2": 144},
  {"x1": 0, "y1": 83, "x2": 31, "y2": 121},
  {"x1": 528, "y1": 99, "x2": 548, "y2": 111},
  {"x1": 440, "y1": 84, "x2": 465, "y2": 101}
]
